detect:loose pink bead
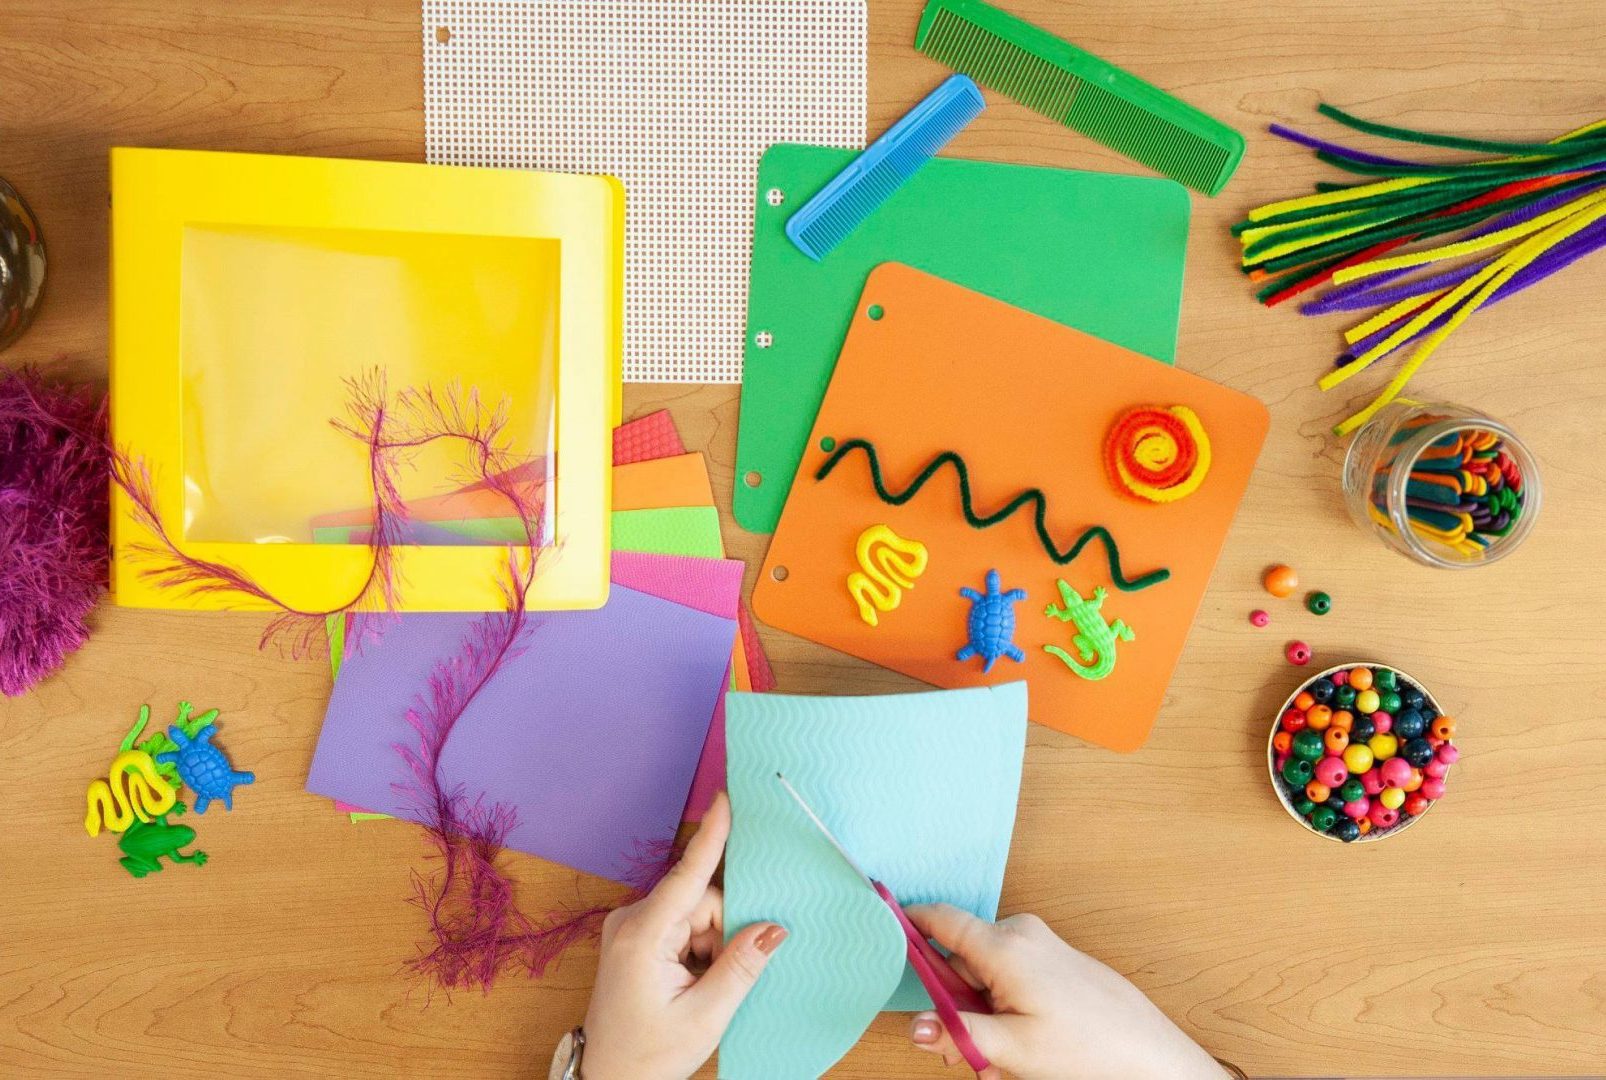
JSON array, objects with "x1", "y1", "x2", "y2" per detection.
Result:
[
  {"x1": 1250, "y1": 609, "x2": 1270, "y2": 627},
  {"x1": 1343, "y1": 797, "x2": 1370, "y2": 820},
  {"x1": 1367, "y1": 803, "x2": 1400, "y2": 830},
  {"x1": 1424, "y1": 759, "x2": 1450, "y2": 779},
  {"x1": 1379, "y1": 757, "x2": 1413, "y2": 789},
  {"x1": 1420, "y1": 777, "x2": 1447, "y2": 800},
  {"x1": 1436, "y1": 743, "x2": 1460, "y2": 765},
  {"x1": 1314, "y1": 756, "x2": 1348, "y2": 788},
  {"x1": 1372, "y1": 712, "x2": 1393, "y2": 734},
  {"x1": 1360, "y1": 767, "x2": 1384, "y2": 796},
  {"x1": 1330, "y1": 669, "x2": 1349, "y2": 687}
]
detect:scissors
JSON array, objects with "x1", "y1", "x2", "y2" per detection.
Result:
[{"x1": 776, "y1": 773, "x2": 994, "y2": 1075}]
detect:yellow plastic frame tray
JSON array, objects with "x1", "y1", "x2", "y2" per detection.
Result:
[{"x1": 110, "y1": 147, "x2": 623, "y2": 612}]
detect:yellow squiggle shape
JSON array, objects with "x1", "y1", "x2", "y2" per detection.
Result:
[
  {"x1": 85, "y1": 750, "x2": 178, "y2": 837},
  {"x1": 846, "y1": 524, "x2": 929, "y2": 627}
]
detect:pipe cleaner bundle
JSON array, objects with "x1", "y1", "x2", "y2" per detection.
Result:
[
  {"x1": 1236, "y1": 105, "x2": 1606, "y2": 435},
  {"x1": 0, "y1": 368, "x2": 109, "y2": 696}
]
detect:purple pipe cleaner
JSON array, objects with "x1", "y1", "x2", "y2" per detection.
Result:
[
  {"x1": 1337, "y1": 216, "x2": 1606, "y2": 363},
  {"x1": 1269, "y1": 124, "x2": 1427, "y2": 169}
]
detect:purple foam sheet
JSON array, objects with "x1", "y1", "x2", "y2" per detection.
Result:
[{"x1": 307, "y1": 583, "x2": 737, "y2": 884}]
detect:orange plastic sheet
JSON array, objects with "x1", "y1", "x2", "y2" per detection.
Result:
[{"x1": 755, "y1": 265, "x2": 1269, "y2": 751}]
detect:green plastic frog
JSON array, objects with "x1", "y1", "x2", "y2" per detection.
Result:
[{"x1": 118, "y1": 803, "x2": 208, "y2": 878}]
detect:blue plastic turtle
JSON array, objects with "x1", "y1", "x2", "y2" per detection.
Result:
[
  {"x1": 956, "y1": 569, "x2": 1028, "y2": 673},
  {"x1": 155, "y1": 724, "x2": 254, "y2": 814}
]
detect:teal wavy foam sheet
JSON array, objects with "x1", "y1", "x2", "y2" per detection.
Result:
[
  {"x1": 720, "y1": 682, "x2": 1029, "y2": 1079},
  {"x1": 734, "y1": 143, "x2": 1189, "y2": 533}
]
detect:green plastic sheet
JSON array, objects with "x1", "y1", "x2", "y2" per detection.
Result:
[{"x1": 735, "y1": 144, "x2": 1190, "y2": 533}]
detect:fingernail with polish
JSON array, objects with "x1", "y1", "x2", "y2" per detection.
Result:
[
  {"x1": 754, "y1": 924, "x2": 789, "y2": 955},
  {"x1": 910, "y1": 1018, "x2": 941, "y2": 1045}
]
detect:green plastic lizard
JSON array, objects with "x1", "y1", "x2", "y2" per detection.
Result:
[
  {"x1": 1042, "y1": 581, "x2": 1134, "y2": 681},
  {"x1": 119, "y1": 702, "x2": 219, "y2": 788}
]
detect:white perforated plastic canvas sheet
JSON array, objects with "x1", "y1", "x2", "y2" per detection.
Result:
[{"x1": 423, "y1": 0, "x2": 866, "y2": 383}]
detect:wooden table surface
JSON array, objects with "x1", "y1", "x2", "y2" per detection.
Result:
[{"x1": 4, "y1": 1, "x2": 1604, "y2": 1076}]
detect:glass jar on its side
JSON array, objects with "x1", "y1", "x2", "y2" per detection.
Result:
[
  {"x1": 0, "y1": 177, "x2": 46, "y2": 352},
  {"x1": 1342, "y1": 401, "x2": 1540, "y2": 568}
]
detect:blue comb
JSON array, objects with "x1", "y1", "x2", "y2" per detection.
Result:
[{"x1": 785, "y1": 74, "x2": 986, "y2": 261}]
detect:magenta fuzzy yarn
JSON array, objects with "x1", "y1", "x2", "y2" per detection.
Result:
[{"x1": 0, "y1": 368, "x2": 109, "y2": 696}]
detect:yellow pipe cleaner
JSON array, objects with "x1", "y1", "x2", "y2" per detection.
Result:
[
  {"x1": 1331, "y1": 195, "x2": 1606, "y2": 434},
  {"x1": 1244, "y1": 217, "x2": 1385, "y2": 265},
  {"x1": 1331, "y1": 187, "x2": 1606, "y2": 285},
  {"x1": 1322, "y1": 189, "x2": 1606, "y2": 387},
  {"x1": 1237, "y1": 206, "x2": 1367, "y2": 247},
  {"x1": 1245, "y1": 174, "x2": 1433, "y2": 222},
  {"x1": 1321, "y1": 249, "x2": 1516, "y2": 390},
  {"x1": 1343, "y1": 285, "x2": 1447, "y2": 345}
]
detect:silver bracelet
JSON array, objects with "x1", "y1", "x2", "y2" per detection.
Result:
[{"x1": 548, "y1": 1027, "x2": 586, "y2": 1080}]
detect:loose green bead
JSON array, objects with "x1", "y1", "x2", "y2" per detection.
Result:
[
  {"x1": 1375, "y1": 669, "x2": 1398, "y2": 691},
  {"x1": 1379, "y1": 690, "x2": 1402, "y2": 714},
  {"x1": 1281, "y1": 757, "x2": 1315, "y2": 786},
  {"x1": 1310, "y1": 805, "x2": 1338, "y2": 832},
  {"x1": 1306, "y1": 591, "x2": 1332, "y2": 615},
  {"x1": 1335, "y1": 685, "x2": 1357, "y2": 708},
  {"x1": 1294, "y1": 797, "x2": 1315, "y2": 816},
  {"x1": 1292, "y1": 729, "x2": 1325, "y2": 761},
  {"x1": 1339, "y1": 778, "x2": 1365, "y2": 803}
]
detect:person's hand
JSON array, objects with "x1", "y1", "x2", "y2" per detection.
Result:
[
  {"x1": 903, "y1": 904, "x2": 1225, "y2": 1080},
  {"x1": 582, "y1": 793, "x2": 787, "y2": 1080}
]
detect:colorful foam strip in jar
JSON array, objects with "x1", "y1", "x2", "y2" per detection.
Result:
[{"x1": 1343, "y1": 402, "x2": 1538, "y2": 567}]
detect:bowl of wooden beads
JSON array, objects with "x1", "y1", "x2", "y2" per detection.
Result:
[{"x1": 1268, "y1": 662, "x2": 1457, "y2": 843}]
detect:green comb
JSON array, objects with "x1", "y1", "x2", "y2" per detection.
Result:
[{"x1": 915, "y1": 0, "x2": 1245, "y2": 196}]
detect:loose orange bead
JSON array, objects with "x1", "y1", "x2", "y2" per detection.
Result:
[
  {"x1": 1263, "y1": 564, "x2": 1299, "y2": 598},
  {"x1": 1348, "y1": 667, "x2": 1375, "y2": 691},
  {"x1": 1403, "y1": 767, "x2": 1424, "y2": 793},
  {"x1": 1294, "y1": 691, "x2": 1315, "y2": 711},
  {"x1": 1305, "y1": 780, "x2": 1330, "y2": 803},
  {"x1": 1431, "y1": 715, "x2": 1456, "y2": 741},
  {"x1": 1273, "y1": 731, "x2": 1293, "y2": 755},
  {"x1": 1324, "y1": 727, "x2": 1349, "y2": 754},
  {"x1": 1306, "y1": 704, "x2": 1332, "y2": 731},
  {"x1": 1330, "y1": 709, "x2": 1354, "y2": 733}
]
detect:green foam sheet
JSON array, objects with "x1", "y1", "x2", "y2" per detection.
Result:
[
  {"x1": 735, "y1": 143, "x2": 1190, "y2": 533},
  {"x1": 312, "y1": 506, "x2": 723, "y2": 555}
]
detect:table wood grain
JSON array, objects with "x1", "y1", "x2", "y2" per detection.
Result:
[{"x1": 2, "y1": 1, "x2": 1603, "y2": 1075}]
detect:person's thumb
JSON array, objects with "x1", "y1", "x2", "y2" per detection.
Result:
[
  {"x1": 909, "y1": 1010, "x2": 1023, "y2": 1078},
  {"x1": 681, "y1": 921, "x2": 788, "y2": 1032}
]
